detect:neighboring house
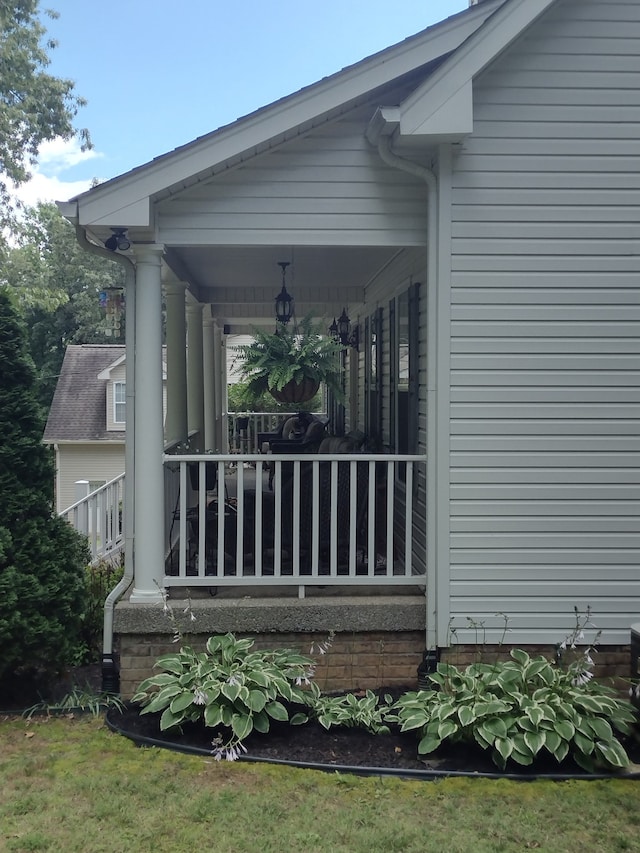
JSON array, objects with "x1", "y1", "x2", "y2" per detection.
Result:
[
  {"x1": 44, "y1": 345, "x2": 166, "y2": 513},
  {"x1": 58, "y1": 0, "x2": 639, "y2": 696}
]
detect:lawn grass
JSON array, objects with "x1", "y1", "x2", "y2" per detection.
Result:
[{"x1": 1, "y1": 715, "x2": 639, "y2": 853}]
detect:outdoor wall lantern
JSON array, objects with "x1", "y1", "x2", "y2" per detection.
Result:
[
  {"x1": 329, "y1": 307, "x2": 359, "y2": 351},
  {"x1": 104, "y1": 227, "x2": 131, "y2": 252},
  {"x1": 274, "y1": 261, "x2": 294, "y2": 324}
]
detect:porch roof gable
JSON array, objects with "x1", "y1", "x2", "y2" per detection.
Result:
[
  {"x1": 383, "y1": 0, "x2": 559, "y2": 141},
  {"x1": 60, "y1": 1, "x2": 505, "y2": 231}
]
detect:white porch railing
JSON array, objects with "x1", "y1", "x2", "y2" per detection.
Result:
[
  {"x1": 60, "y1": 473, "x2": 125, "y2": 564},
  {"x1": 164, "y1": 452, "x2": 426, "y2": 598},
  {"x1": 227, "y1": 412, "x2": 326, "y2": 454}
]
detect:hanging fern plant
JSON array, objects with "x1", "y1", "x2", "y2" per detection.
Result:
[{"x1": 235, "y1": 315, "x2": 345, "y2": 403}]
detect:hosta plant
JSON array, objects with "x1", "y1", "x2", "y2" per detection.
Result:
[
  {"x1": 310, "y1": 690, "x2": 394, "y2": 734},
  {"x1": 132, "y1": 633, "x2": 319, "y2": 760},
  {"x1": 393, "y1": 649, "x2": 637, "y2": 773}
]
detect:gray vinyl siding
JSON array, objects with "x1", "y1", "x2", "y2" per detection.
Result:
[
  {"x1": 156, "y1": 111, "x2": 428, "y2": 248},
  {"x1": 448, "y1": 0, "x2": 640, "y2": 644}
]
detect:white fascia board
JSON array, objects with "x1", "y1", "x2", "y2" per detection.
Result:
[
  {"x1": 80, "y1": 197, "x2": 152, "y2": 229},
  {"x1": 403, "y1": 81, "x2": 474, "y2": 138},
  {"x1": 397, "y1": 0, "x2": 557, "y2": 138},
  {"x1": 71, "y1": 2, "x2": 501, "y2": 229}
]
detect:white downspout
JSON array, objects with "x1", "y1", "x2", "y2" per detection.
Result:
[
  {"x1": 370, "y1": 131, "x2": 440, "y2": 653},
  {"x1": 74, "y1": 225, "x2": 135, "y2": 692}
]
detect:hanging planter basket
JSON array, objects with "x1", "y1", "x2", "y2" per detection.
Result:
[{"x1": 269, "y1": 377, "x2": 320, "y2": 404}]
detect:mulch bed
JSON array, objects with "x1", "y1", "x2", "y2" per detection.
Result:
[
  {"x1": 107, "y1": 702, "x2": 640, "y2": 779},
  {"x1": 3, "y1": 669, "x2": 639, "y2": 779}
]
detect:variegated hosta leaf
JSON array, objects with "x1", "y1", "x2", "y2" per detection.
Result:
[
  {"x1": 523, "y1": 730, "x2": 546, "y2": 756},
  {"x1": 594, "y1": 739, "x2": 629, "y2": 769}
]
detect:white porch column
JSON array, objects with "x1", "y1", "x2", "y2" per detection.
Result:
[
  {"x1": 164, "y1": 280, "x2": 188, "y2": 446},
  {"x1": 186, "y1": 302, "x2": 204, "y2": 450},
  {"x1": 131, "y1": 244, "x2": 165, "y2": 602},
  {"x1": 218, "y1": 330, "x2": 229, "y2": 452},
  {"x1": 203, "y1": 311, "x2": 216, "y2": 451}
]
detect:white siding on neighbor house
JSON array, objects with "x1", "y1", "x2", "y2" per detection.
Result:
[
  {"x1": 448, "y1": 0, "x2": 640, "y2": 644},
  {"x1": 55, "y1": 443, "x2": 125, "y2": 514},
  {"x1": 156, "y1": 111, "x2": 428, "y2": 248}
]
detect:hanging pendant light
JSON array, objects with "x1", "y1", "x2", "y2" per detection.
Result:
[{"x1": 274, "y1": 261, "x2": 294, "y2": 324}]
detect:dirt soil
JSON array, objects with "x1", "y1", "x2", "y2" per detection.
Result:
[{"x1": 107, "y1": 702, "x2": 640, "y2": 778}]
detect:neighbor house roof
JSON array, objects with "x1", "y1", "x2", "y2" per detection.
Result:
[{"x1": 44, "y1": 345, "x2": 126, "y2": 443}]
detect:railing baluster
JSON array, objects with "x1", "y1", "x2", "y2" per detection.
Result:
[
  {"x1": 292, "y1": 462, "x2": 300, "y2": 577},
  {"x1": 330, "y1": 459, "x2": 338, "y2": 576},
  {"x1": 367, "y1": 460, "x2": 376, "y2": 576},
  {"x1": 273, "y1": 462, "x2": 282, "y2": 576},
  {"x1": 349, "y1": 460, "x2": 357, "y2": 575},
  {"x1": 236, "y1": 463, "x2": 245, "y2": 576},
  {"x1": 254, "y1": 460, "x2": 263, "y2": 577},
  {"x1": 386, "y1": 461, "x2": 395, "y2": 576},
  {"x1": 311, "y1": 461, "x2": 320, "y2": 576},
  {"x1": 161, "y1": 452, "x2": 425, "y2": 590}
]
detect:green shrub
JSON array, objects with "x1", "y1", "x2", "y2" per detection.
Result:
[
  {"x1": 0, "y1": 290, "x2": 89, "y2": 681},
  {"x1": 73, "y1": 558, "x2": 125, "y2": 664},
  {"x1": 132, "y1": 633, "x2": 320, "y2": 760},
  {"x1": 393, "y1": 649, "x2": 637, "y2": 772}
]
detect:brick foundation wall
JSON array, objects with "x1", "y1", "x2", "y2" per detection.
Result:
[
  {"x1": 440, "y1": 644, "x2": 631, "y2": 681},
  {"x1": 117, "y1": 630, "x2": 425, "y2": 699}
]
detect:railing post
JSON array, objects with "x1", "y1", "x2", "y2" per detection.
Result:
[{"x1": 74, "y1": 480, "x2": 90, "y2": 535}]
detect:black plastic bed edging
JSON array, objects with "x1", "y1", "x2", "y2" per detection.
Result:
[{"x1": 104, "y1": 707, "x2": 640, "y2": 782}]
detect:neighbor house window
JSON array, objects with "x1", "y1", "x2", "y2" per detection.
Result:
[{"x1": 114, "y1": 381, "x2": 126, "y2": 424}]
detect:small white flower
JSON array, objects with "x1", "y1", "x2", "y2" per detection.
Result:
[
  {"x1": 572, "y1": 670, "x2": 593, "y2": 687},
  {"x1": 193, "y1": 687, "x2": 207, "y2": 705}
]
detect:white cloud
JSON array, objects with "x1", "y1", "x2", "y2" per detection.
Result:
[
  {"x1": 9, "y1": 137, "x2": 104, "y2": 206},
  {"x1": 36, "y1": 136, "x2": 102, "y2": 174},
  {"x1": 12, "y1": 172, "x2": 96, "y2": 206}
]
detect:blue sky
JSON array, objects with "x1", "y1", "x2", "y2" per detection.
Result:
[{"x1": 17, "y1": 0, "x2": 468, "y2": 205}]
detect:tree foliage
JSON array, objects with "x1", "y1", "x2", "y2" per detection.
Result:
[
  {"x1": 2, "y1": 202, "x2": 125, "y2": 407},
  {"x1": 0, "y1": 287, "x2": 89, "y2": 681},
  {"x1": 0, "y1": 0, "x2": 89, "y2": 240}
]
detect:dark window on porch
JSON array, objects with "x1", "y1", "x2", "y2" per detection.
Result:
[
  {"x1": 364, "y1": 308, "x2": 382, "y2": 443},
  {"x1": 390, "y1": 284, "x2": 419, "y2": 468}
]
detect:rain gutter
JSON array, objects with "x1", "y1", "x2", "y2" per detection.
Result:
[
  {"x1": 73, "y1": 223, "x2": 136, "y2": 693},
  {"x1": 366, "y1": 111, "x2": 440, "y2": 655}
]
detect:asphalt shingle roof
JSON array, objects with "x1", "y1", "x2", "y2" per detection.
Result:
[{"x1": 43, "y1": 344, "x2": 126, "y2": 442}]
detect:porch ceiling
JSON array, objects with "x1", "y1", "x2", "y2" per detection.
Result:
[{"x1": 165, "y1": 244, "x2": 401, "y2": 331}]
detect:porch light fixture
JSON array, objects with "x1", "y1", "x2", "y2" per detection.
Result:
[
  {"x1": 274, "y1": 261, "x2": 294, "y2": 324},
  {"x1": 104, "y1": 228, "x2": 131, "y2": 252},
  {"x1": 330, "y1": 307, "x2": 359, "y2": 351}
]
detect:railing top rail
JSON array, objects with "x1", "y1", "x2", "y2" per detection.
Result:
[
  {"x1": 59, "y1": 471, "x2": 125, "y2": 515},
  {"x1": 164, "y1": 453, "x2": 425, "y2": 464}
]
